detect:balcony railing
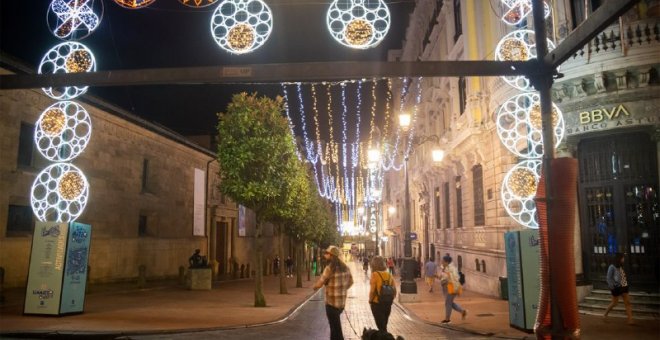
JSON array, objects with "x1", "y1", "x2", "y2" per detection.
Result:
[{"x1": 566, "y1": 17, "x2": 659, "y2": 60}]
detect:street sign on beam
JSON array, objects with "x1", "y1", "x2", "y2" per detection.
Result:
[
  {"x1": 0, "y1": 60, "x2": 536, "y2": 90},
  {"x1": 544, "y1": 0, "x2": 640, "y2": 69}
]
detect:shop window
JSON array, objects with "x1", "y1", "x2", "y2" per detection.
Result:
[{"x1": 6, "y1": 205, "x2": 34, "y2": 236}]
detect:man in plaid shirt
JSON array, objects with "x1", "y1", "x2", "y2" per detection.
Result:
[{"x1": 313, "y1": 245, "x2": 354, "y2": 340}]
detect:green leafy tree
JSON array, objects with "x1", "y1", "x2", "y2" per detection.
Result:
[{"x1": 216, "y1": 93, "x2": 298, "y2": 307}]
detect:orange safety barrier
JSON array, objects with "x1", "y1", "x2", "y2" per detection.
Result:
[{"x1": 534, "y1": 158, "x2": 580, "y2": 339}]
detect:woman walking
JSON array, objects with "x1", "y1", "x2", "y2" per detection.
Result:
[
  {"x1": 604, "y1": 252, "x2": 634, "y2": 324},
  {"x1": 438, "y1": 254, "x2": 467, "y2": 323},
  {"x1": 369, "y1": 256, "x2": 396, "y2": 332}
]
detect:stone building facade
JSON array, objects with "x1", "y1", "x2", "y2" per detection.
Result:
[
  {"x1": 0, "y1": 62, "x2": 288, "y2": 288},
  {"x1": 383, "y1": 0, "x2": 659, "y2": 297}
]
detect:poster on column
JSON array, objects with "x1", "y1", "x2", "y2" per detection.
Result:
[
  {"x1": 24, "y1": 222, "x2": 69, "y2": 315},
  {"x1": 60, "y1": 222, "x2": 92, "y2": 314},
  {"x1": 519, "y1": 229, "x2": 540, "y2": 330},
  {"x1": 504, "y1": 231, "x2": 524, "y2": 329}
]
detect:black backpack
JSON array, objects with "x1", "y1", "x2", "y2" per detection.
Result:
[
  {"x1": 376, "y1": 272, "x2": 395, "y2": 304},
  {"x1": 458, "y1": 271, "x2": 466, "y2": 285}
]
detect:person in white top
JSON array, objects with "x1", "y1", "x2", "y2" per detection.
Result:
[{"x1": 438, "y1": 254, "x2": 467, "y2": 323}]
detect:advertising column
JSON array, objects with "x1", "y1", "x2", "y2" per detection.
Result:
[
  {"x1": 24, "y1": 222, "x2": 92, "y2": 315},
  {"x1": 504, "y1": 229, "x2": 540, "y2": 331}
]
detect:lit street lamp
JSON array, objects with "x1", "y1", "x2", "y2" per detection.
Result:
[{"x1": 398, "y1": 112, "x2": 445, "y2": 295}]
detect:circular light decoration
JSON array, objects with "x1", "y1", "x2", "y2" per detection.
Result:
[
  {"x1": 35, "y1": 101, "x2": 92, "y2": 162},
  {"x1": 210, "y1": 0, "x2": 273, "y2": 54},
  {"x1": 496, "y1": 92, "x2": 565, "y2": 159},
  {"x1": 179, "y1": 0, "x2": 218, "y2": 7},
  {"x1": 495, "y1": 30, "x2": 556, "y2": 91},
  {"x1": 114, "y1": 0, "x2": 156, "y2": 9},
  {"x1": 47, "y1": 0, "x2": 103, "y2": 41},
  {"x1": 500, "y1": 0, "x2": 550, "y2": 26},
  {"x1": 501, "y1": 160, "x2": 541, "y2": 228},
  {"x1": 39, "y1": 42, "x2": 96, "y2": 100},
  {"x1": 326, "y1": 0, "x2": 391, "y2": 49},
  {"x1": 31, "y1": 163, "x2": 90, "y2": 223}
]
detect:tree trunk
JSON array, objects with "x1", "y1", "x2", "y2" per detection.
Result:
[
  {"x1": 306, "y1": 244, "x2": 311, "y2": 282},
  {"x1": 279, "y1": 225, "x2": 288, "y2": 294},
  {"x1": 254, "y1": 219, "x2": 266, "y2": 307},
  {"x1": 296, "y1": 239, "x2": 303, "y2": 288}
]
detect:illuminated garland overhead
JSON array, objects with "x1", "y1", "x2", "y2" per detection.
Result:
[
  {"x1": 35, "y1": 101, "x2": 93, "y2": 162},
  {"x1": 178, "y1": 0, "x2": 218, "y2": 7},
  {"x1": 39, "y1": 42, "x2": 96, "y2": 100},
  {"x1": 210, "y1": 0, "x2": 273, "y2": 54},
  {"x1": 496, "y1": 92, "x2": 564, "y2": 159},
  {"x1": 326, "y1": 0, "x2": 391, "y2": 49},
  {"x1": 114, "y1": 0, "x2": 156, "y2": 9},
  {"x1": 500, "y1": 0, "x2": 550, "y2": 26},
  {"x1": 501, "y1": 160, "x2": 541, "y2": 228},
  {"x1": 31, "y1": 163, "x2": 90, "y2": 223},
  {"x1": 495, "y1": 30, "x2": 556, "y2": 91},
  {"x1": 48, "y1": 0, "x2": 103, "y2": 40}
]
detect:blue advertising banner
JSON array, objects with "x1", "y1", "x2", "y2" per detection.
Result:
[
  {"x1": 504, "y1": 231, "x2": 524, "y2": 329},
  {"x1": 24, "y1": 222, "x2": 69, "y2": 315},
  {"x1": 504, "y1": 229, "x2": 541, "y2": 331},
  {"x1": 60, "y1": 222, "x2": 92, "y2": 314},
  {"x1": 519, "y1": 229, "x2": 541, "y2": 330}
]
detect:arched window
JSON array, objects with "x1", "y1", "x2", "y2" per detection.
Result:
[
  {"x1": 475, "y1": 258, "x2": 481, "y2": 272},
  {"x1": 481, "y1": 260, "x2": 487, "y2": 273}
]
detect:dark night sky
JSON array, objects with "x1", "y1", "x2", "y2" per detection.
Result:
[{"x1": 0, "y1": 0, "x2": 414, "y2": 135}]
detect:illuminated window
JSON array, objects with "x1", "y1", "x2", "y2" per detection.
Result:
[{"x1": 6, "y1": 205, "x2": 34, "y2": 236}]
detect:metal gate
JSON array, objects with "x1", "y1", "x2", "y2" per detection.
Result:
[{"x1": 578, "y1": 132, "x2": 659, "y2": 291}]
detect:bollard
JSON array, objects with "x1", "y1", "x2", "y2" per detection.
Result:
[
  {"x1": 240, "y1": 264, "x2": 245, "y2": 278},
  {"x1": 138, "y1": 265, "x2": 147, "y2": 289},
  {"x1": 179, "y1": 266, "x2": 186, "y2": 286},
  {"x1": 0, "y1": 267, "x2": 5, "y2": 304}
]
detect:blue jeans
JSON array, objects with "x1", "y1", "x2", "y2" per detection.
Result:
[
  {"x1": 443, "y1": 285, "x2": 464, "y2": 320},
  {"x1": 325, "y1": 304, "x2": 344, "y2": 340}
]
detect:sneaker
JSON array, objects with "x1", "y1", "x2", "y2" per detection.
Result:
[
  {"x1": 462, "y1": 310, "x2": 468, "y2": 320},
  {"x1": 441, "y1": 319, "x2": 451, "y2": 324}
]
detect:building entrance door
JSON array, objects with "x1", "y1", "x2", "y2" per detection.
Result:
[
  {"x1": 578, "y1": 132, "x2": 659, "y2": 291},
  {"x1": 216, "y1": 221, "x2": 228, "y2": 275}
]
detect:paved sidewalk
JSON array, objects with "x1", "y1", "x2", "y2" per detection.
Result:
[
  {"x1": 1, "y1": 263, "x2": 658, "y2": 339},
  {"x1": 397, "y1": 274, "x2": 660, "y2": 340}
]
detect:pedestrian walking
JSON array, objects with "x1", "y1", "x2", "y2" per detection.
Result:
[
  {"x1": 369, "y1": 256, "x2": 396, "y2": 333},
  {"x1": 438, "y1": 254, "x2": 467, "y2": 323},
  {"x1": 273, "y1": 255, "x2": 280, "y2": 276},
  {"x1": 285, "y1": 256, "x2": 294, "y2": 278},
  {"x1": 424, "y1": 257, "x2": 437, "y2": 292},
  {"x1": 313, "y1": 245, "x2": 354, "y2": 340},
  {"x1": 604, "y1": 252, "x2": 634, "y2": 324},
  {"x1": 362, "y1": 256, "x2": 370, "y2": 276},
  {"x1": 387, "y1": 257, "x2": 395, "y2": 275}
]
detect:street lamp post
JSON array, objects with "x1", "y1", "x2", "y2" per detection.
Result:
[{"x1": 400, "y1": 154, "x2": 417, "y2": 293}]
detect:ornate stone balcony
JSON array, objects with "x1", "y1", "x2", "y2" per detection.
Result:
[{"x1": 552, "y1": 17, "x2": 659, "y2": 103}]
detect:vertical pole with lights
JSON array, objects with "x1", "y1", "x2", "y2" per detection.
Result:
[{"x1": 398, "y1": 112, "x2": 417, "y2": 294}]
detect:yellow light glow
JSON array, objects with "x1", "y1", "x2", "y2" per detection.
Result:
[
  {"x1": 65, "y1": 50, "x2": 92, "y2": 73},
  {"x1": 509, "y1": 167, "x2": 536, "y2": 197},
  {"x1": 399, "y1": 113, "x2": 411, "y2": 128},
  {"x1": 40, "y1": 108, "x2": 66, "y2": 137},
  {"x1": 500, "y1": 38, "x2": 528, "y2": 61},
  {"x1": 227, "y1": 24, "x2": 255, "y2": 51},
  {"x1": 432, "y1": 149, "x2": 445, "y2": 163},
  {"x1": 345, "y1": 19, "x2": 373, "y2": 46},
  {"x1": 58, "y1": 171, "x2": 85, "y2": 200},
  {"x1": 528, "y1": 104, "x2": 559, "y2": 130}
]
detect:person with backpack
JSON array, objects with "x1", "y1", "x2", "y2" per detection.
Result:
[
  {"x1": 438, "y1": 254, "x2": 467, "y2": 323},
  {"x1": 313, "y1": 245, "x2": 354, "y2": 340},
  {"x1": 368, "y1": 255, "x2": 396, "y2": 333}
]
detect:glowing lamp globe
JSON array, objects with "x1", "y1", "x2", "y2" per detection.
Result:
[
  {"x1": 210, "y1": 0, "x2": 273, "y2": 54},
  {"x1": 326, "y1": 0, "x2": 391, "y2": 49},
  {"x1": 31, "y1": 163, "x2": 90, "y2": 223},
  {"x1": 35, "y1": 101, "x2": 92, "y2": 162}
]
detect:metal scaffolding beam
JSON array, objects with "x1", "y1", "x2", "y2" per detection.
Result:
[
  {"x1": 544, "y1": 0, "x2": 640, "y2": 69},
  {"x1": 0, "y1": 60, "x2": 534, "y2": 89}
]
